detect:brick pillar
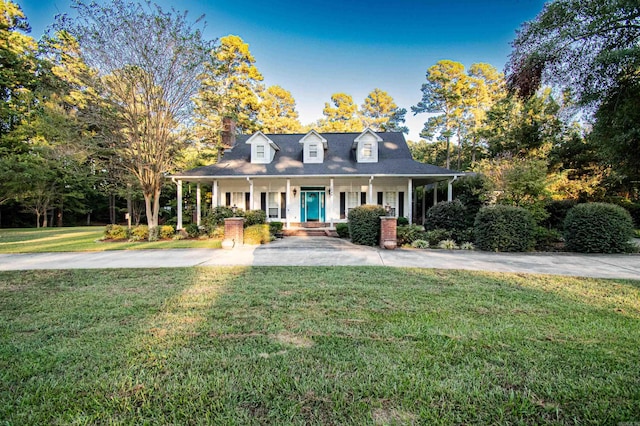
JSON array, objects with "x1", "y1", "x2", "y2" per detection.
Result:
[
  {"x1": 222, "y1": 218, "x2": 244, "y2": 249},
  {"x1": 379, "y1": 216, "x2": 397, "y2": 249}
]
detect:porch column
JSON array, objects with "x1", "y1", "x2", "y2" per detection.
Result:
[
  {"x1": 368, "y1": 176, "x2": 374, "y2": 204},
  {"x1": 196, "y1": 183, "x2": 201, "y2": 226},
  {"x1": 330, "y1": 178, "x2": 334, "y2": 227},
  {"x1": 248, "y1": 178, "x2": 254, "y2": 210},
  {"x1": 176, "y1": 179, "x2": 183, "y2": 230},
  {"x1": 212, "y1": 180, "x2": 218, "y2": 209},
  {"x1": 422, "y1": 185, "x2": 427, "y2": 225},
  {"x1": 407, "y1": 178, "x2": 413, "y2": 224},
  {"x1": 433, "y1": 182, "x2": 438, "y2": 206},
  {"x1": 447, "y1": 178, "x2": 454, "y2": 202},
  {"x1": 286, "y1": 179, "x2": 291, "y2": 229}
]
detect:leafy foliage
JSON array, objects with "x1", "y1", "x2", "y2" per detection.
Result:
[
  {"x1": 474, "y1": 205, "x2": 535, "y2": 252},
  {"x1": 257, "y1": 85, "x2": 302, "y2": 133},
  {"x1": 410, "y1": 239, "x2": 429, "y2": 249},
  {"x1": 424, "y1": 229, "x2": 453, "y2": 247},
  {"x1": 159, "y1": 225, "x2": 175, "y2": 240},
  {"x1": 335, "y1": 223, "x2": 350, "y2": 238},
  {"x1": 104, "y1": 224, "x2": 128, "y2": 240},
  {"x1": 317, "y1": 93, "x2": 362, "y2": 132},
  {"x1": 563, "y1": 203, "x2": 634, "y2": 253},
  {"x1": 359, "y1": 88, "x2": 408, "y2": 133},
  {"x1": 396, "y1": 225, "x2": 427, "y2": 246},
  {"x1": 243, "y1": 224, "x2": 271, "y2": 245},
  {"x1": 348, "y1": 205, "x2": 386, "y2": 246},
  {"x1": 424, "y1": 200, "x2": 468, "y2": 239},
  {"x1": 243, "y1": 210, "x2": 266, "y2": 227}
]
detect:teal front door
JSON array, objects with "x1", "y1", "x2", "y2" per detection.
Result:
[{"x1": 301, "y1": 191, "x2": 325, "y2": 222}]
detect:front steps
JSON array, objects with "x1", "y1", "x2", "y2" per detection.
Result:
[{"x1": 282, "y1": 222, "x2": 339, "y2": 237}]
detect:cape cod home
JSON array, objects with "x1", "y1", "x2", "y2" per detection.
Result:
[{"x1": 170, "y1": 119, "x2": 463, "y2": 230}]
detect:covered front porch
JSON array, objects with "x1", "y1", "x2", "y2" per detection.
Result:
[{"x1": 171, "y1": 175, "x2": 459, "y2": 230}]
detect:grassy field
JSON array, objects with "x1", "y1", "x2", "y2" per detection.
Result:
[
  {"x1": 1, "y1": 266, "x2": 638, "y2": 424},
  {"x1": 0, "y1": 227, "x2": 221, "y2": 253}
]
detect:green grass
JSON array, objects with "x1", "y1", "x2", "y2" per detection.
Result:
[
  {"x1": 1, "y1": 267, "x2": 639, "y2": 424},
  {"x1": 0, "y1": 227, "x2": 221, "y2": 253}
]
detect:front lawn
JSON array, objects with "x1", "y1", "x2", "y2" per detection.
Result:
[
  {"x1": 1, "y1": 267, "x2": 638, "y2": 424},
  {"x1": 0, "y1": 227, "x2": 221, "y2": 253}
]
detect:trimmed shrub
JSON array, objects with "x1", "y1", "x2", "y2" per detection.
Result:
[
  {"x1": 425, "y1": 200, "x2": 467, "y2": 230},
  {"x1": 543, "y1": 199, "x2": 577, "y2": 230},
  {"x1": 131, "y1": 225, "x2": 149, "y2": 241},
  {"x1": 474, "y1": 205, "x2": 535, "y2": 252},
  {"x1": 348, "y1": 205, "x2": 386, "y2": 246},
  {"x1": 104, "y1": 224, "x2": 129, "y2": 241},
  {"x1": 244, "y1": 224, "x2": 271, "y2": 245},
  {"x1": 160, "y1": 225, "x2": 175, "y2": 240},
  {"x1": 185, "y1": 223, "x2": 200, "y2": 238},
  {"x1": 533, "y1": 226, "x2": 563, "y2": 251},
  {"x1": 336, "y1": 223, "x2": 350, "y2": 238},
  {"x1": 563, "y1": 203, "x2": 634, "y2": 253},
  {"x1": 202, "y1": 206, "x2": 236, "y2": 234},
  {"x1": 397, "y1": 225, "x2": 426, "y2": 246},
  {"x1": 396, "y1": 216, "x2": 409, "y2": 226},
  {"x1": 269, "y1": 221, "x2": 284, "y2": 236},
  {"x1": 243, "y1": 209, "x2": 266, "y2": 227},
  {"x1": 424, "y1": 229, "x2": 452, "y2": 247}
]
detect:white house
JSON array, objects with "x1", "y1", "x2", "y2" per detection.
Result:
[{"x1": 170, "y1": 122, "x2": 463, "y2": 230}]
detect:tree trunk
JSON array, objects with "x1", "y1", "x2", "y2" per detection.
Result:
[
  {"x1": 109, "y1": 193, "x2": 116, "y2": 224},
  {"x1": 144, "y1": 191, "x2": 156, "y2": 228},
  {"x1": 445, "y1": 136, "x2": 451, "y2": 169},
  {"x1": 36, "y1": 212, "x2": 41, "y2": 228},
  {"x1": 57, "y1": 200, "x2": 63, "y2": 227}
]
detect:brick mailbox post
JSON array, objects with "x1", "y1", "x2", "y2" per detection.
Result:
[
  {"x1": 222, "y1": 217, "x2": 244, "y2": 249},
  {"x1": 379, "y1": 216, "x2": 397, "y2": 249}
]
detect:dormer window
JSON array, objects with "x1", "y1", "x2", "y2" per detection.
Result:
[
  {"x1": 299, "y1": 130, "x2": 328, "y2": 164},
  {"x1": 353, "y1": 128, "x2": 382, "y2": 163},
  {"x1": 309, "y1": 144, "x2": 318, "y2": 158},
  {"x1": 245, "y1": 131, "x2": 279, "y2": 164}
]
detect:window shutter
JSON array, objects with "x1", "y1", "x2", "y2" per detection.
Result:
[
  {"x1": 225, "y1": 192, "x2": 231, "y2": 206},
  {"x1": 360, "y1": 192, "x2": 366, "y2": 205},
  {"x1": 260, "y1": 192, "x2": 267, "y2": 212},
  {"x1": 245, "y1": 193, "x2": 250, "y2": 211},
  {"x1": 399, "y1": 191, "x2": 405, "y2": 217},
  {"x1": 377, "y1": 192, "x2": 383, "y2": 205},
  {"x1": 280, "y1": 192, "x2": 286, "y2": 219},
  {"x1": 340, "y1": 192, "x2": 346, "y2": 219}
]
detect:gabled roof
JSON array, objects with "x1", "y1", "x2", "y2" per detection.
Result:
[
  {"x1": 173, "y1": 131, "x2": 462, "y2": 180},
  {"x1": 299, "y1": 129, "x2": 328, "y2": 149},
  {"x1": 352, "y1": 127, "x2": 383, "y2": 149},
  {"x1": 245, "y1": 131, "x2": 280, "y2": 150}
]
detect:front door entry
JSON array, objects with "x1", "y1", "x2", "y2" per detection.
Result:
[{"x1": 300, "y1": 190, "x2": 325, "y2": 222}]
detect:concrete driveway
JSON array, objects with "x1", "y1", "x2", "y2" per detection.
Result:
[{"x1": 0, "y1": 237, "x2": 638, "y2": 279}]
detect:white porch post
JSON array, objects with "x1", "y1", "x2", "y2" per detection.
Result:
[
  {"x1": 212, "y1": 180, "x2": 218, "y2": 209},
  {"x1": 286, "y1": 179, "x2": 291, "y2": 229},
  {"x1": 407, "y1": 178, "x2": 413, "y2": 224},
  {"x1": 447, "y1": 178, "x2": 453, "y2": 202},
  {"x1": 433, "y1": 182, "x2": 438, "y2": 206},
  {"x1": 196, "y1": 183, "x2": 201, "y2": 226},
  {"x1": 330, "y1": 178, "x2": 334, "y2": 227},
  {"x1": 422, "y1": 185, "x2": 427, "y2": 224},
  {"x1": 248, "y1": 178, "x2": 254, "y2": 210},
  {"x1": 368, "y1": 176, "x2": 374, "y2": 204},
  {"x1": 176, "y1": 179, "x2": 183, "y2": 230}
]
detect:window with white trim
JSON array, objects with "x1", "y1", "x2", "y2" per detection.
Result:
[
  {"x1": 231, "y1": 192, "x2": 244, "y2": 210},
  {"x1": 363, "y1": 142, "x2": 373, "y2": 158},
  {"x1": 309, "y1": 144, "x2": 318, "y2": 158},
  {"x1": 268, "y1": 192, "x2": 280, "y2": 218},
  {"x1": 256, "y1": 144, "x2": 265, "y2": 159},
  {"x1": 383, "y1": 192, "x2": 397, "y2": 216},
  {"x1": 346, "y1": 192, "x2": 359, "y2": 214}
]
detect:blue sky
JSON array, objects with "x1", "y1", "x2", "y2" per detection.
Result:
[{"x1": 19, "y1": 0, "x2": 546, "y2": 140}]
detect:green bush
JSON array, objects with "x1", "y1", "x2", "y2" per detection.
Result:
[
  {"x1": 563, "y1": 203, "x2": 634, "y2": 253},
  {"x1": 335, "y1": 223, "x2": 350, "y2": 238},
  {"x1": 452, "y1": 174, "x2": 489, "y2": 225},
  {"x1": 438, "y1": 239, "x2": 459, "y2": 250},
  {"x1": 396, "y1": 216, "x2": 409, "y2": 226},
  {"x1": 543, "y1": 199, "x2": 577, "y2": 230},
  {"x1": 269, "y1": 221, "x2": 284, "y2": 236},
  {"x1": 244, "y1": 224, "x2": 271, "y2": 245},
  {"x1": 104, "y1": 224, "x2": 129, "y2": 241},
  {"x1": 533, "y1": 226, "x2": 563, "y2": 251},
  {"x1": 209, "y1": 226, "x2": 225, "y2": 239},
  {"x1": 202, "y1": 206, "x2": 236, "y2": 234},
  {"x1": 185, "y1": 223, "x2": 200, "y2": 238},
  {"x1": 474, "y1": 205, "x2": 535, "y2": 252},
  {"x1": 425, "y1": 199, "x2": 468, "y2": 230},
  {"x1": 243, "y1": 209, "x2": 266, "y2": 227},
  {"x1": 160, "y1": 225, "x2": 175, "y2": 240},
  {"x1": 424, "y1": 229, "x2": 452, "y2": 247},
  {"x1": 131, "y1": 225, "x2": 149, "y2": 241},
  {"x1": 411, "y1": 239, "x2": 429, "y2": 249},
  {"x1": 348, "y1": 205, "x2": 386, "y2": 246},
  {"x1": 397, "y1": 225, "x2": 426, "y2": 246}
]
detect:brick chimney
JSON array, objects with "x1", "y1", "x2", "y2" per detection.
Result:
[{"x1": 221, "y1": 116, "x2": 237, "y2": 150}]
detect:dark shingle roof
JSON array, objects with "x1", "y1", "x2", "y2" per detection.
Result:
[{"x1": 173, "y1": 131, "x2": 461, "y2": 178}]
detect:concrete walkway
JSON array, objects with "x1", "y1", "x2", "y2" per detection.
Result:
[{"x1": 0, "y1": 237, "x2": 638, "y2": 279}]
